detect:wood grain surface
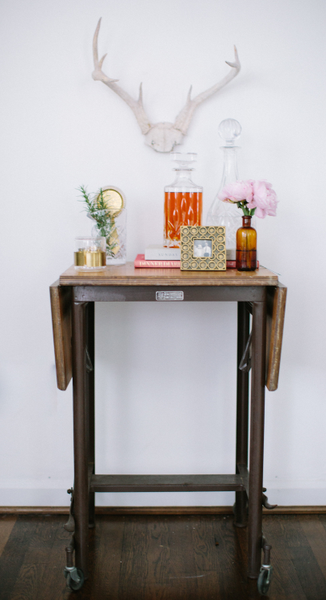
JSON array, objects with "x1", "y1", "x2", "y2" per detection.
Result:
[
  {"x1": 1, "y1": 514, "x2": 326, "y2": 599},
  {"x1": 49, "y1": 281, "x2": 72, "y2": 391},
  {"x1": 0, "y1": 516, "x2": 17, "y2": 558},
  {"x1": 59, "y1": 264, "x2": 278, "y2": 287},
  {"x1": 266, "y1": 283, "x2": 287, "y2": 391}
]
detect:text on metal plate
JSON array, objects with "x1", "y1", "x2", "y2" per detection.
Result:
[{"x1": 155, "y1": 291, "x2": 184, "y2": 301}]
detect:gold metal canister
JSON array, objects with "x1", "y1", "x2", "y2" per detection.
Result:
[{"x1": 74, "y1": 250, "x2": 106, "y2": 267}]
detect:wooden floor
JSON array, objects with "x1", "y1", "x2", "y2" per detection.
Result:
[{"x1": 0, "y1": 513, "x2": 326, "y2": 599}]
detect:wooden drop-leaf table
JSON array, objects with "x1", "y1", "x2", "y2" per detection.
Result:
[{"x1": 50, "y1": 264, "x2": 286, "y2": 592}]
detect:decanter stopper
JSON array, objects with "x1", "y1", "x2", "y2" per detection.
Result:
[{"x1": 218, "y1": 118, "x2": 242, "y2": 146}]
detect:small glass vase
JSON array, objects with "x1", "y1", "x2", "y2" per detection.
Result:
[
  {"x1": 236, "y1": 216, "x2": 257, "y2": 271},
  {"x1": 90, "y1": 186, "x2": 127, "y2": 265}
]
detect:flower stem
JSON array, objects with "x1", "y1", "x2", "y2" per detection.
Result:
[{"x1": 237, "y1": 201, "x2": 256, "y2": 217}]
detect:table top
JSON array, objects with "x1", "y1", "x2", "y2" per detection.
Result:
[
  {"x1": 53, "y1": 266, "x2": 285, "y2": 391},
  {"x1": 59, "y1": 264, "x2": 278, "y2": 287}
]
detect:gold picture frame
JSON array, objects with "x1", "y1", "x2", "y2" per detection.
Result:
[{"x1": 180, "y1": 226, "x2": 226, "y2": 271}]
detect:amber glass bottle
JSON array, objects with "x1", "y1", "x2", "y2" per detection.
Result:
[{"x1": 236, "y1": 216, "x2": 257, "y2": 271}]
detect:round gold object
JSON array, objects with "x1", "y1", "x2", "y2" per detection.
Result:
[{"x1": 96, "y1": 187, "x2": 125, "y2": 218}]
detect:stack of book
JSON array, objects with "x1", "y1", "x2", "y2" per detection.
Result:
[
  {"x1": 134, "y1": 245, "x2": 241, "y2": 269},
  {"x1": 134, "y1": 245, "x2": 180, "y2": 268}
]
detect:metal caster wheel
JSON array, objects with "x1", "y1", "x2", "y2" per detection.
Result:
[
  {"x1": 257, "y1": 566, "x2": 273, "y2": 596},
  {"x1": 64, "y1": 566, "x2": 84, "y2": 591}
]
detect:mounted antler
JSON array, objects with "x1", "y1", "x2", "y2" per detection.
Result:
[
  {"x1": 173, "y1": 47, "x2": 241, "y2": 135},
  {"x1": 92, "y1": 18, "x2": 241, "y2": 152},
  {"x1": 92, "y1": 18, "x2": 152, "y2": 135}
]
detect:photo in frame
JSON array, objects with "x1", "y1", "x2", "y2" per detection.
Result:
[{"x1": 180, "y1": 226, "x2": 226, "y2": 271}]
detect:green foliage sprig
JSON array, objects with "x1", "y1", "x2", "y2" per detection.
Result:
[{"x1": 78, "y1": 186, "x2": 117, "y2": 257}]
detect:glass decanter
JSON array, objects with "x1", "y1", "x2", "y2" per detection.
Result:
[
  {"x1": 164, "y1": 153, "x2": 203, "y2": 248},
  {"x1": 206, "y1": 119, "x2": 242, "y2": 260}
]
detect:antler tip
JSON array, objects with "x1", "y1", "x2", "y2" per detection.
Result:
[
  {"x1": 95, "y1": 17, "x2": 102, "y2": 33},
  {"x1": 225, "y1": 45, "x2": 240, "y2": 70},
  {"x1": 98, "y1": 53, "x2": 107, "y2": 68}
]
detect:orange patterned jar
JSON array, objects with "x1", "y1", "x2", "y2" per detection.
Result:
[{"x1": 164, "y1": 153, "x2": 203, "y2": 248}]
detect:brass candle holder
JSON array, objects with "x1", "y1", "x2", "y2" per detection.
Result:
[{"x1": 74, "y1": 237, "x2": 106, "y2": 271}]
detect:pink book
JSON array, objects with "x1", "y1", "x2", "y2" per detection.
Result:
[
  {"x1": 134, "y1": 254, "x2": 180, "y2": 268},
  {"x1": 134, "y1": 255, "x2": 259, "y2": 269}
]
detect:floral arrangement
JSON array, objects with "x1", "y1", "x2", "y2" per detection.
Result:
[
  {"x1": 219, "y1": 180, "x2": 278, "y2": 218},
  {"x1": 78, "y1": 186, "x2": 117, "y2": 256}
]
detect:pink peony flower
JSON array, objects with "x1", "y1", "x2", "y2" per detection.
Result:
[
  {"x1": 248, "y1": 180, "x2": 278, "y2": 218},
  {"x1": 219, "y1": 179, "x2": 278, "y2": 218},
  {"x1": 219, "y1": 180, "x2": 253, "y2": 204}
]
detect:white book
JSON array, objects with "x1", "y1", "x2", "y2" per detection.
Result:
[{"x1": 145, "y1": 245, "x2": 181, "y2": 260}]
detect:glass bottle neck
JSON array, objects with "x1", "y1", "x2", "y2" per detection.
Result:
[
  {"x1": 166, "y1": 168, "x2": 202, "y2": 191},
  {"x1": 242, "y1": 215, "x2": 252, "y2": 227},
  {"x1": 173, "y1": 168, "x2": 193, "y2": 182},
  {"x1": 219, "y1": 147, "x2": 239, "y2": 190}
]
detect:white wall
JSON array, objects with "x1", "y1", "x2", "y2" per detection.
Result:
[{"x1": 1, "y1": 0, "x2": 325, "y2": 507}]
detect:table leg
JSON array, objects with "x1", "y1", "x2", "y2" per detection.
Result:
[
  {"x1": 72, "y1": 299, "x2": 89, "y2": 578},
  {"x1": 86, "y1": 302, "x2": 95, "y2": 528},
  {"x1": 248, "y1": 298, "x2": 266, "y2": 578},
  {"x1": 235, "y1": 302, "x2": 250, "y2": 527}
]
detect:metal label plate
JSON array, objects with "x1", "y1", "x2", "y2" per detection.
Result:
[{"x1": 155, "y1": 291, "x2": 184, "y2": 301}]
